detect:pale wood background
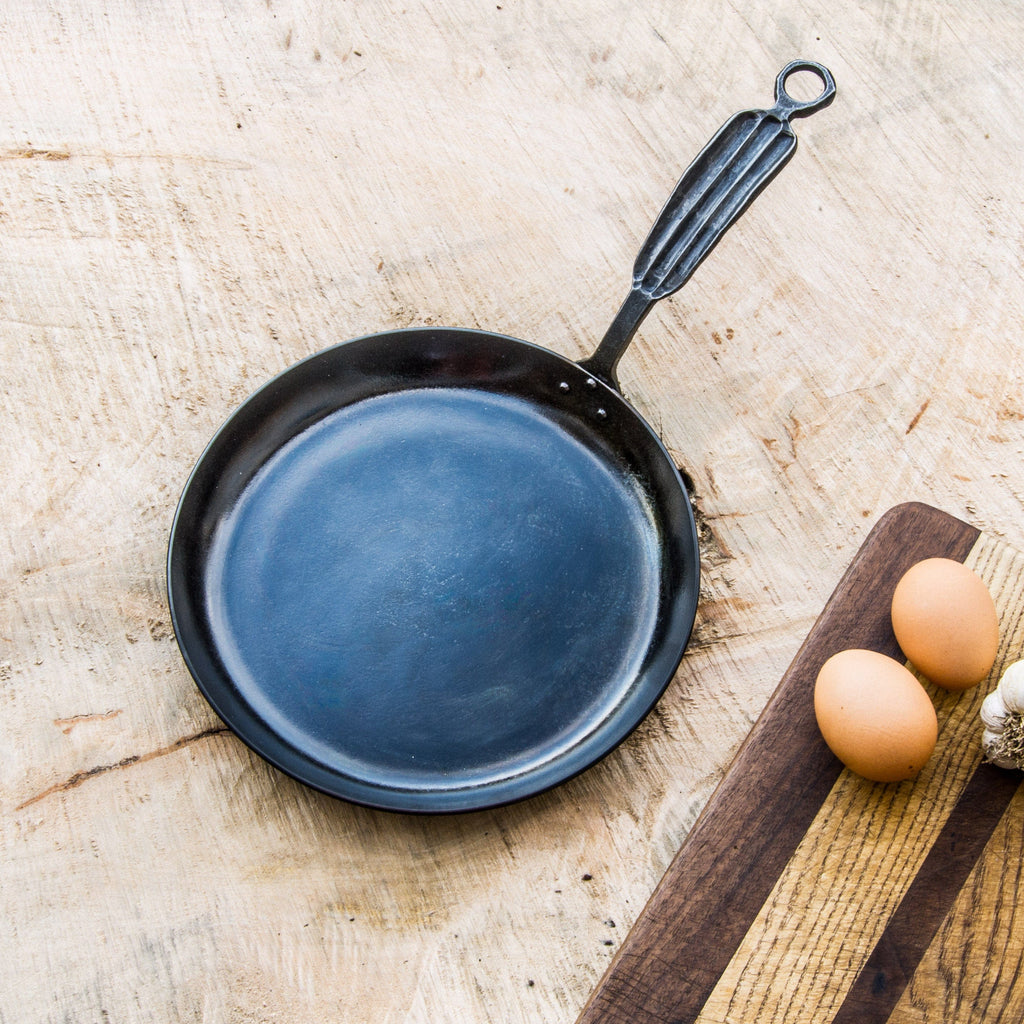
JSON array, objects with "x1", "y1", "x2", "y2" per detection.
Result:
[{"x1": 1, "y1": 2, "x2": 1022, "y2": 1022}]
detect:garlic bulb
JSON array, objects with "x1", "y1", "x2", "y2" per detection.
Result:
[
  {"x1": 997, "y1": 660, "x2": 1024, "y2": 714},
  {"x1": 980, "y1": 660, "x2": 1024, "y2": 769}
]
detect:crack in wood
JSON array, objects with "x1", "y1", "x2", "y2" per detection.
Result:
[
  {"x1": 1, "y1": 148, "x2": 71, "y2": 161},
  {"x1": 53, "y1": 710, "x2": 124, "y2": 735},
  {"x1": 14, "y1": 725, "x2": 230, "y2": 811},
  {"x1": 906, "y1": 398, "x2": 931, "y2": 434}
]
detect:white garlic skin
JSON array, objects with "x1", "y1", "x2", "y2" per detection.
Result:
[
  {"x1": 980, "y1": 689, "x2": 1009, "y2": 733},
  {"x1": 997, "y1": 660, "x2": 1024, "y2": 714}
]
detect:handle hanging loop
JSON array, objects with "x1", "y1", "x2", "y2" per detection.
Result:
[{"x1": 773, "y1": 60, "x2": 837, "y2": 119}]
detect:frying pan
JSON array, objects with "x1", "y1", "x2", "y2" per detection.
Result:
[{"x1": 168, "y1": 61, "x2": 835, "y2": 813}]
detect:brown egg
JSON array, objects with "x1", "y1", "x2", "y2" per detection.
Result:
[
  {"x1": 890, "y1": 558, "x2": 999, "y2": 691},
  {"x1": 814, "y1": 649, "x2": 938, "y2": 782}
]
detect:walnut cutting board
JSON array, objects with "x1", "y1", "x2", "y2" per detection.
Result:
[{"x1": 578, "y1": 502, "x2": 1024, "y2": 1024}]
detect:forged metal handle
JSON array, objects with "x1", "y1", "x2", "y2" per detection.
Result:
[{"x1": 580, "y1": 60, "x2": 836, "y2": 389}]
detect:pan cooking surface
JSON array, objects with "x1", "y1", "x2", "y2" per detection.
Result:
[{"x1": 204, "y1": 387, "x2": 663, "y2": 792}]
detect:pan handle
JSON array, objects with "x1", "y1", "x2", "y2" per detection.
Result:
[{"x1": 579, "y1": 60, "x2": 836, "y2": 390}]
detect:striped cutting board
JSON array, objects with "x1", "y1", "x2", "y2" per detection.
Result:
[{"x1": 578, "y1": 502, "x2": 1024, "y2": 1024}]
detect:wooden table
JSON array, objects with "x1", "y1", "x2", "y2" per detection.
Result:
[{"x1": 2, "y1": 3, "x2": 1023, "y2": 1021}]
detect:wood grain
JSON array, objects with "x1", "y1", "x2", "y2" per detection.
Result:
[
  {"x1": 3, "y1": 2, "x2": 1024, "y2": 1021},
  {"x1": 833, "y1": 764, "x2": 1022, "y2": 1024},
  {"x1": 892, "y1": 784, "x2": 1024, "y2": 1024}
]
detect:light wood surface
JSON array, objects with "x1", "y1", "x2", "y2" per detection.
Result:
[{"x1": 2, "y1": 3, "x2": 1023, "y2": 1022}]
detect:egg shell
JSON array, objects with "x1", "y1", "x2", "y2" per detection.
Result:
[
  {"x1": 890, "y1": 557, "x2": 999, "y2": 691},
  {"x1": 814, "y1": 648, "x2": 938, "y2": 782}
]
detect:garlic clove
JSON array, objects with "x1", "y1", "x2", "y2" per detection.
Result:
[
  {"x1": 997, "y1": 660, "x2": 1024, "y2": 715},
  {"x1": 980, "y1": 689, "x2": 1009, "y2": 733}
]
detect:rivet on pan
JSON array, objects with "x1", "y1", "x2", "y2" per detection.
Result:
[
  {"x1": 559, "y1": 381, "x2": 570, "y2": 392},
  {"x1": 585, "y1": 377, "x2": 597, "y2": 389},
  {"x1": 596, "y1": 408, "x2": 607, "y2": 419}
]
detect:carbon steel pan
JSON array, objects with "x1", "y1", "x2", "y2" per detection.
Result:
[{"x1": 167, "y1": 62, "x2": 835, "y2": 812}]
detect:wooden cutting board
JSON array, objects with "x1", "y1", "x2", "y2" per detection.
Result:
[{"x1": 577, "y1": 502, "x2": 1024, "y2": 1024}]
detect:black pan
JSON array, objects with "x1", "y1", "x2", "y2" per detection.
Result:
[{"x1": 168, "y1": 61, "x2": 835, "y2": 813}]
